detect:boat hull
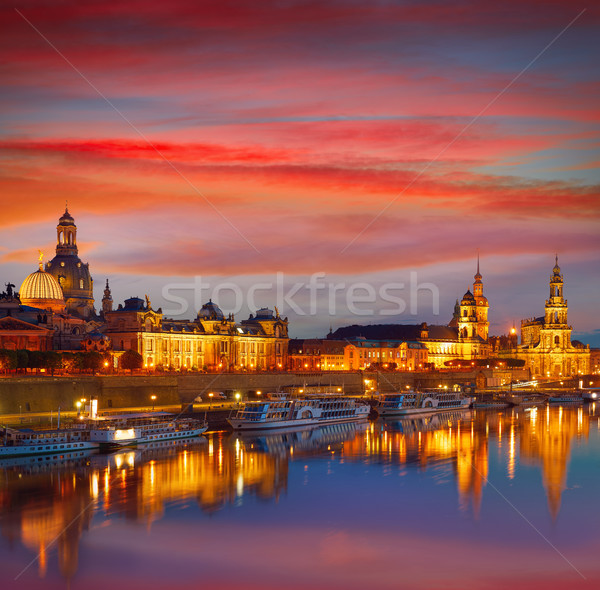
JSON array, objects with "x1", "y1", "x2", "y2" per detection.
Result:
[
  {"x1": 97, "y1": 426, "x2": 209, "y2": 449},
  {"x1": 228, "y1": 415, "x2": 368, "y2": 431},
  {"x1": 0, "y1": 440, "x2": 98, "y2": 458},
  {"x1": 379, "y1": 406, "x2": 439, "y2": 416}
]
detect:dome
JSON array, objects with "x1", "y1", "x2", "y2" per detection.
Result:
[
  {"x1": 45, "y1": 253, "x2": 94, "y2": 318},
  {"x1": 123, "y1": 297, "x2": 146, "y2": 311},
  {"x1": 461, "y1": 290, "x2": 475, "y2": 303},
  {"x1": 59, "y1": 207, "x2": 75, "y2": 226},
  {"x1": 197, "y1": 299, "x2": 224, "y2": 320},
  {"x1": 20, "y1": 267, "x2": 65, "y2": 312}
]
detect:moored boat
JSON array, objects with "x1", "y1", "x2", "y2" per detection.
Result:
[
  {"x1": 506, "y1": 394, "x2": 546, "y2": 407},
  {"x1": 89, "y1": 412, "x2": 208, "y2": 448},
  {"x1": 228, "y1": 397, "x2": 369, "y2": 431},
  {"x1": 582, "y1": 389, "x2": 600, "y2": 402},
  {"x1": 0, "y1": 426, "x2": 98, "y2": 458},
  {"x1": 377, "y1": 390, "x2": 472, "y2": 417}
]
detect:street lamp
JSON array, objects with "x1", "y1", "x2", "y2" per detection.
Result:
[
  {"x1": 208, "y1": 392, "x2": 214, "y2": 409},
  {"x1": 235, "y1": 392, "x2": 241, "y2": 407},
  {"x1": 150, "y1": 394, "x2": 157, "y2": 411}
]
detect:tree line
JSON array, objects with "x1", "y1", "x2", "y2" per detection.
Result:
[{"x1": 0, "y1": 349, "x2": 144, "y2": 374}]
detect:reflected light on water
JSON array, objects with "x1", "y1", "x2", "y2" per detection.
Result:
[{"x1": 0, "y1": 405, "x2": 598, "y2": 587}]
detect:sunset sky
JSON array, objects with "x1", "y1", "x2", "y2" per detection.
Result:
[{"x1": 1, "y1": 1, "x2": 599, "y2": 342}]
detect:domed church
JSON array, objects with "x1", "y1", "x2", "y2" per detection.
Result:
[
  {"x1": 45, "y1": 207, "x2": 96, "y2": 318},
  {"x1": 19, "y1": 254, "x2": 66, "y2": 313}
]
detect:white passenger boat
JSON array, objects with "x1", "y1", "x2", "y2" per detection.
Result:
[
  {"x1": 0, "y1": 426, "x2": 98, "y2": 458},
  {"x1": 89, "y1": 412, "x2": 208, "y2": 448},
  {"x1": 378, "y1": 390, "x2": 472, "y2": 416},
  {"x1": 228, "y1": 398, "x2": 370, "y2": 431}
]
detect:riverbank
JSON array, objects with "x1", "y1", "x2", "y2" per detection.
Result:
[{"x1": 0, "y1": 369, "x2": 528, "y2": 416}]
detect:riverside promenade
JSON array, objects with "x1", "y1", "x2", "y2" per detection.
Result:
[{"x1": 0, "y1": 368, "x2": 526, "y2": 418}]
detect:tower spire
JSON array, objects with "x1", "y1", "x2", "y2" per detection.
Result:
[
  {"x1": 474, "y1": 249, "x2": 481, "y2": 280},
  {"x1": 102, "y1": 278, "x2": 113, "y2": 315}
]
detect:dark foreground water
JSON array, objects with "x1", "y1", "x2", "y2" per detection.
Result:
[{"x1": 1, "y1": 404, "x2": 599, "y2": 590}]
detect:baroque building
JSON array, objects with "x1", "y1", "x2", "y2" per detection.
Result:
[
  {"x1": 329, "y1": 258, "x2": 491, "y2": 368},
  {"x1": 288, "y1": 338, "x2": 428, "y2": 371},
  {"x1": 506, "y1": 258, "x2": 590, "y2": 378},
  {"x1": 45, "y1": 207, "x2": 96, "y2": 319},
  {"x1": 0, "y1": 256, "x2": 94, "y2": 351},
  {"x1": 0, "y1": 208, "x2": 101, "y2": 352},
  {"x1": 104, "y1": 295, "x2": 289, "y2": 371}
]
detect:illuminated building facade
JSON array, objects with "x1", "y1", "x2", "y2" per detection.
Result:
[
  {"x1": 288, "y1": 338, "x2": 428, "y2": 372},
  {"x1": 0, "y1": 315, "x2": 53, "y2": 351},
  {"x1": 329, "y1": 261, "x2": 491, "y2": 369},
  {"x1": 105, "y1": 296, "x2": 289, "y2": 370},
  {"x1": 506, "y1": 258, "x2": 590, "y2": 378},
  {"x1": 0, "y1": 253, "x2": 95, "y2": 351}
]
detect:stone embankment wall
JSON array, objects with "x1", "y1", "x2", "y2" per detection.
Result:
[{"x1": 0, "y1": 369, "x2": 529, "y2": 415}]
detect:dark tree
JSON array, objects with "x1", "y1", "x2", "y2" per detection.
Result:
[
  {"x1": 0, "y1": 349, "x2": 17, "y2": 372},
  {"x1": 82, "y1": 351, "x2": 104, "y2": 372},
  {"x1": 120, "y1": 349, "x2": 143, "y2": 372},
  {"x1": 16, "y1": 349, "x2": 29, "y2": 371}
]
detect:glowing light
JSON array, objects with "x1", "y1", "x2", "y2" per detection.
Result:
[
  {"x1": 114, "y1": 428, "x2": 135, "y2": 441},
  {"x1": 91, "y1": 472, "x2": 99, "y2": 499}
]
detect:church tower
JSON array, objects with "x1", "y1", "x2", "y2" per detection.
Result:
[
  {"x1": 458, "y1": 290, "x2": 478, "y2": 339},
  {"x1": 472, "y1": 253, "x2": 489, "y2": 340},
  {"x1": 458, "y1": 254, "x2": 490, "y2": 349},
  {"x1": 541, "y1": 256, "x2": 571, "y2": 348},
  {"x1": 45, "y1": 206, "x2": 96, "y2": 318},
  {"x1": 102, "y1": 279, "x2": 113, "y2": 316}
]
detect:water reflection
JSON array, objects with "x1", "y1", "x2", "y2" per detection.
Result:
[{"x1": 0, "y1": 404, "x2": 598, "y2": 583}]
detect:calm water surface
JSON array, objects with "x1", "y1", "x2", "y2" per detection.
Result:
[{"x1": 1, "y1": 404, "x2": 599, "y2": 589}]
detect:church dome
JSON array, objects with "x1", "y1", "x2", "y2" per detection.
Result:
[
  {"x1": 59, "y1": 207, "x2": 75, "y2": 226},
  {"x1": 20, "y1": 265, "x2": 65, "y2": 312},
  {"x1": 45, "y1": 207, "x2": 95, "y2": 318},
  {"x1": 197, "y1": 299, "x2": 224, "y2": 320},
  {"x1": 461, "y1": 290, "x2": 475, "y2": 304}
]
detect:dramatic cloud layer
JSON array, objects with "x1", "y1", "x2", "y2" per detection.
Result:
[{"x1": 1, "y1": 1, "x2": 598, "y2": 340}]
